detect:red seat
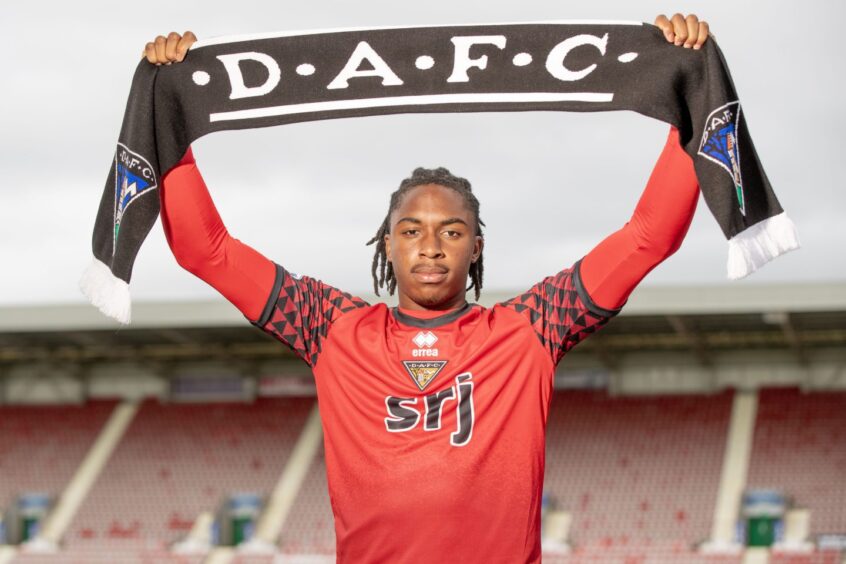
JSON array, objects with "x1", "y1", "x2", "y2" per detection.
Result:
[
  {"x1": 544, "y1": 390, "x2": 734, "y2": 548},
  {"x1": 748, "y1": 388, "x2": 846, "y2": 537}
]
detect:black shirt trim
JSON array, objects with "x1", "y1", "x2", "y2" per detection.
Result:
[
  {"x1": 392, "y1": 302, "x2": 476, "y2": 328},
  {"x1": 572, "y1": 259, "x2": 624, "y2": 318},
  {"x1": 254, "y1": 263, "x2": 284, "y2": 326}
]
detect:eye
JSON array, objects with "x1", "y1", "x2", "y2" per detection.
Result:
[
  {"x1": 443, "y1": 230, "x2": 462, "y2": 238},
  {"x1": 402, "y1": 229, "x2": 419, "y2": 236}
]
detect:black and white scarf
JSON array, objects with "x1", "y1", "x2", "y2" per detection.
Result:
[{"x1": 81, "y1": 21, "x2": 799, "y2": 323}]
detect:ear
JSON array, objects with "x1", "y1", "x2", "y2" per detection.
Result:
[
  {"x1": 471, "y1": 235, "x2": 483, "y2": 263},
  {"x1": 384, "y1": 232, "x2": 392, "y2": 262}
]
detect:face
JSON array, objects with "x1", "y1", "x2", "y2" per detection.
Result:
[{"x1": 384, "y1": 184, "x2": 483, "y2": 311}]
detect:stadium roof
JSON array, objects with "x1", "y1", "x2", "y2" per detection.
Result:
[{"x1": 1, "y1": 282, "x2": 844, "y2": 368}]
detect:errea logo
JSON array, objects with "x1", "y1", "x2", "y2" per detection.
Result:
[
  {"x1": 412, "y1": 331, "x2": 439, "y2": 357},
  {"x1": 413, "y1": 331, "x2": 437, "y2": 348}
]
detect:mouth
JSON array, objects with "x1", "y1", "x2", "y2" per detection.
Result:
[{"x1": 411, "y1": 265, "x2": 449, "y2": 284}]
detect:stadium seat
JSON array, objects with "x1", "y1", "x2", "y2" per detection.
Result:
[
  {"x1": 747, "y1": 388, "x2": 846, "y2": 539},
  {"x1": 543, "y1": 390, "x2": 735, "y2": 550},
  {"x1": 0, "y1": 401, "x2": 117, "y2": 528}
]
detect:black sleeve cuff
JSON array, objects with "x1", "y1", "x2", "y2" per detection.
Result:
[
  {"x1": 253, "y1": 263, "x2": 285, "y2": 327},
  {"x1": 573, "y1": 259, "x2": 624, "y2": 318}
]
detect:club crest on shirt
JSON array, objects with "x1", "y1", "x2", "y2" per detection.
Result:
[
  {"x1": 402, "y1": 360, "x2": 447, "y2": 391},
  {"x1": 113, "y1": 143, "x2": 158, "y2": 252},
  {"x1": 698, "y1": 101, "x2": 746, "y2": 216}
]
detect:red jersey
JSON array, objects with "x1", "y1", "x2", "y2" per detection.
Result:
[
  {"x1": 252, "y1": 261, "x2": 617, "y2": 562},
  {"x1": 160, "y1": 126, "x2": 699, "y2": 562}
]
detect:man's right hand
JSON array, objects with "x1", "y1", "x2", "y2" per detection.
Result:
[{"x1": 143, "y1": 31, "x2": 197, "y2": 65}]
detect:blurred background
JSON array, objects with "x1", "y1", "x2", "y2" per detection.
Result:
[{"x1": 1, "y1": 1, "x2": 843, "y2": 563}]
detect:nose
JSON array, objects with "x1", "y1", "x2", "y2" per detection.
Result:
[{"x1": 419, "y1": 229, "x2": 444, "y2": 259}]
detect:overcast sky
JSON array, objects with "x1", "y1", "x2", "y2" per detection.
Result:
[{"x1": 1, "y1": 0, "x2": 843, "y2": 310}]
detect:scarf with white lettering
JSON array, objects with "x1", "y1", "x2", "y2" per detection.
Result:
[{"x1": 81, "y1": 21, "x2": 799, "y2": 323}]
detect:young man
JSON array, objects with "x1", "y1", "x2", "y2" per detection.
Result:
[{"x1": 149, "y1": 14, "x2": 709, "y2": 563}]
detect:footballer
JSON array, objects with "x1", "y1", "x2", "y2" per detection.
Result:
[{"x1": 147, "y1": 13, "x2": 710, "y2": 563}]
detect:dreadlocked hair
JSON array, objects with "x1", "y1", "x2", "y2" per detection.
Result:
[{"x1": 366, "y1": 167, "x2": 486, "y2": 300}]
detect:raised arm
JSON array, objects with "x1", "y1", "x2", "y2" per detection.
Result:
[
  {"x1": 146, "y1": 31, "x2": 276, "y2": 321},
  {"x1": 579, "y1": 125, "x2": 699, "y2": 310},
  {"x1": 160, "y1": 149, "x2": 276, "y2": 321},
  {"x1": 578, "y1": 13, "x2": 710, "y2": 310},
  {"x1": 149, "y1": 31, "x2": 368, "y2": 365}
]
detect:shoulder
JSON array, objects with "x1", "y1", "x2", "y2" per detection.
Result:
[
  {"x1": 498, "y1": 260, "x2": 621, "y2": 320},
  {"x1": 255, "y1": 263, "x2": 369, "y2": 327}
]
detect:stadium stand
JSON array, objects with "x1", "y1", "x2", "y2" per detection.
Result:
[
  {"x1": 543, "y1": 389, "x2": 735, "y2": 552},
  {"x1": 3, "y1": 286, "x2": 845, "y2": 562},
  {"x1": 0, "y1": 401, "x2": 117, "y2": 516},
  {"x1": 748, "y1": 388, "x2": 846, "y2": 538},
  {"x1": 3, "y1": 390, "x2": 844, "y2": 563},
  {"x1": 54, "y1": 397, "x2": 313, "y2": 558}
]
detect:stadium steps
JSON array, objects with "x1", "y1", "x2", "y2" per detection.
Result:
[
  {"x1": 707, "y1": 390, "x2": 760, "y2": 549},
  {"x1": 277, "y1": 441, "x2": 335, "y2": 556},
  {"x1": 33, "y1": 400, "x2": 139, "y2": 548}
]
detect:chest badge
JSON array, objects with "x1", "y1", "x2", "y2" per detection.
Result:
[{"x1": 402, "y1": 360, "x2": 447, "y2": 391}]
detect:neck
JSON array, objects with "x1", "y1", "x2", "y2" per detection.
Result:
[{"x1": 396, "y1": 291, "x2": 468, "y2": 312}]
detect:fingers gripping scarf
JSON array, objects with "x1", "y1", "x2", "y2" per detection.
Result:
[{"x1": 81, "y1": 21, "x2": 799, "y2": 323}]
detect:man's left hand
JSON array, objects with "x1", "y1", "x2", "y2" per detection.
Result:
[{"x1": 654, "y1": 13, "x2": 710, "y2": 49}]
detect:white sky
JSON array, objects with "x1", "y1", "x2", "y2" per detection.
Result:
[{"x1": 1, "y1": 0, "x2": 843, "y2": 309}]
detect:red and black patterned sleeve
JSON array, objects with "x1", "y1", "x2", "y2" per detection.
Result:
[
  {"x1": 253, "y1": 264, "x2": 369, "y2": 367},
  {"x1": 499, "y1": 260, "x2": 619, "y2": 365}
]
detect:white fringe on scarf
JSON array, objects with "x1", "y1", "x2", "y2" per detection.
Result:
[
  {"x1": 727, "y1": 212, "x2": 800, "y2": 280},
  {"x1": 79, "y1": 258, "x2": 132, "y2": 324}
]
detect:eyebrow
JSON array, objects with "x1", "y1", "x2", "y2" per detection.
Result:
[{"x1": 395, "y1": 217, "x2": 469, "y2": 227}]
